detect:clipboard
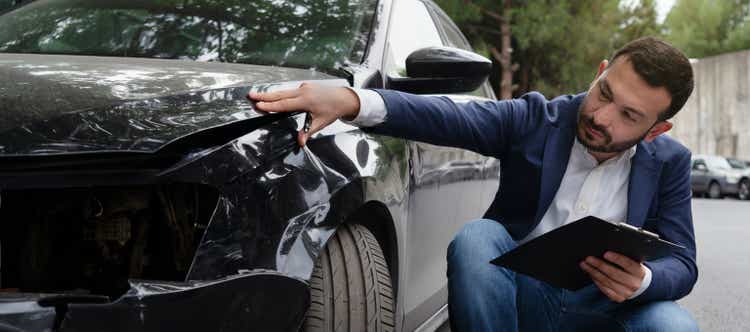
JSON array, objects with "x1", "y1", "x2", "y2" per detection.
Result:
[{"x1": 490, "y1": 216, "x2": 685, "y2": 290}]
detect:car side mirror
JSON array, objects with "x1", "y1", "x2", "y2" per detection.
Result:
[
  {"x1": 387, "y1": 46, "x2": 492, "y2": 94},
  {"x1": 694, "y1": 164, "x2": 707, "y2": 172}
]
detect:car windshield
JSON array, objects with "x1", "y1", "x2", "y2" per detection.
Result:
[
  {"x1": 705, "y1": 156, "x2": 733, "y2": 170},
  {"x1": 727, "y1": 159, "x2": 747, "y2": 169},
  {"x1": 0, "y1": 0, "x2": 377, "y2": 73}
]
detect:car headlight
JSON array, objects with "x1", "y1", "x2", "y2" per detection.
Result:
[{"x1": 726, "y1": 175, "x2": 741, "y2": 184}]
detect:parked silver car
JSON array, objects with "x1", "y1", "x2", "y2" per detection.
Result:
[{"x1": 691, "y1": 154, "x2": 750, "y2": 199}]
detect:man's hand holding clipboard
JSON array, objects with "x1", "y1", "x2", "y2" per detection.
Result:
[{"x1": 490, "y1": 216, "x2": 686, "y2": 301}]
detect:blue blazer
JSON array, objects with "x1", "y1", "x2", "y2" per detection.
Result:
[{"x1": 369, "y1": 89, "x2": 697, "y2": 302}]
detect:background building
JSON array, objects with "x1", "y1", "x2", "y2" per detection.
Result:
[{"x1": 670, "y1": 50, "x2": 750, "y2": 159}]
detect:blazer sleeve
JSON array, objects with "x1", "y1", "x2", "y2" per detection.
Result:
[
  {"x1": 365, "y1": 89, "x2": 550, "y2": 157},
  {"x1": 638, "y1": 149, "x2": 698, "y2": 302}
]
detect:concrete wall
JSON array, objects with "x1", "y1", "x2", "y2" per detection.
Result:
[{"x1": 669, "y1": 50, "x2": 750, "y2": 159}]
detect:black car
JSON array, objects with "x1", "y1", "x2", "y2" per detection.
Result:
[{"x1": 0, "y1": 0, "x2": 500, "y2": 331}]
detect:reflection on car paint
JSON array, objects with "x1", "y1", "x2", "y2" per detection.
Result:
[
  {"x1": 0, "y1": 78, "x2": 348, "y2": 156},
  {"x1": 0, "y1": 53, "x2": 340, "y2": 135}
]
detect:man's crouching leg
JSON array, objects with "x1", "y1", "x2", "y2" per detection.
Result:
[
  {"x1": 447, "y1": 219, "x2": 518, "y2": 331},
  {"x1": 613, "y1": 301, "x2": 699, "y2": 332}
]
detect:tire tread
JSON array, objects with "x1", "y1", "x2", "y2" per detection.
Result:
[{"x1": 304, "y1": 223, "x2": 394, "y2": 332}]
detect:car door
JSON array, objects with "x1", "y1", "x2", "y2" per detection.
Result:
[
  {"x1": 384, "y1": 1, "x2": 498, "y2": 329},
  {"x1": 691, "y1": 158, "x2": 709, "y2": 192},
  {"x1": 423, "y1": 0, "x2": 501, "y2": 227}
]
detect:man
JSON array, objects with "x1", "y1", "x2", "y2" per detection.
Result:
[{"x1": 249, "y1": 37, "x2": 698, "y2": 331}]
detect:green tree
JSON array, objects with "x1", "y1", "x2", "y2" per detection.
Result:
[
  {"x1": 435, "y1": 0, "x2": 515, "y2": 98},
  {"x1": 437, "y1": 0, "x2": 663, "y2": 98},
  {"x1": 614, "y1": 0, "x2": 664, "y2": 47},
  {"x1": 664, "y1": 0, "x2": 750, "y2": 58}
]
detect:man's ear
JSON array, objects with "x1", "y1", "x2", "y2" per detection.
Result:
[
  {"x1": 588, "y1": 60, "x2": 609, "y2": 90},
  {"x1": 596, "y1": 59, "x2": 609, "y2": 79},
  {"x1": 644, "y1": 121, "x2": 673, "y2": 142}
]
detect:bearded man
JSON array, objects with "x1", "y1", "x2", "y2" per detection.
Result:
[{"x1": 249, "y1": 37, "x2": 698, "y2": 331}]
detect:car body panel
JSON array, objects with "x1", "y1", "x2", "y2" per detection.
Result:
[{"x1": 0, "y1": 53, "x2": 341, "y2": 156}]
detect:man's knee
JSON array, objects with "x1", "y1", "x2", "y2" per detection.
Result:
[
  {"x1": 447, "y1": 219, "x2": 515, "y2": 270},
  {"x1": 618, "y1": 301, "x2": 698, "y2": 332}
]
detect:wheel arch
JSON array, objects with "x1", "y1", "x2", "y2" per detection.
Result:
[{"x1": 345, "y1": 200, "x2": 400, "y2": 298}]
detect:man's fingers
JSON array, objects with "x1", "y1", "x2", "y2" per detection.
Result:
[
  {"x1": 592, "y1": 279, "x2": 626, "y2": 303},
  {"x1": 248, "y1": 88, "x2": 301, "y2": 102},
  {"x1": 296, "y1": 114, "x2": 336, "y2": 147},
  {"x1": 585, "y1": 256, "x2": 640, "y2": 291},
  {"x1": 604, "y1": 251, "x2": 643, "y2": 275},
  {"x1": 580, "y1": 261, "x2": 632, "y2": 299},
  {"x1": 255, "y1": 97, "x2": 306, "y2": 113}
]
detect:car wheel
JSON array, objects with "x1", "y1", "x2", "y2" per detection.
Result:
[
  {"x1": 303, "y1": 223, "x2": 395, "y2": 332},
  {"x1": 708, "y1": 182, "x2": 722, "y2": 199},
  {"x1": 739, "y1": 180, "x2": 750, "y2": 200}
]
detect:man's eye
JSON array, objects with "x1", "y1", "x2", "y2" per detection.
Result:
[
  {"x1": 623, "y1": 111, "x2": 636, "y2": 122},
  {"x1": 599, "y1": 92, "x2": 611, "y2": 102}
]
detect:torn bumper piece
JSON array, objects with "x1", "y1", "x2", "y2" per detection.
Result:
[{"x1": 0, "y1": 271, "x2": 309, "y2": 332}]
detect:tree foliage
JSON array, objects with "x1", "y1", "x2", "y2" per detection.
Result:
[
  {"x1": 664, "y1": 0, "x2": 750, "y2": 58},
  {"x1": 436, "y1": 0, "x2": 664, "y2": 98}
]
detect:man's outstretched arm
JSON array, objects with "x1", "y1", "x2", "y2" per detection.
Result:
[{"x1": 249, "y1": 83, "x2": 550, "y2": 157}]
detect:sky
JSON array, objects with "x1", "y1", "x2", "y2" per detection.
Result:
[
  {"x1": 654, "y1": 0, "x2": 677, "y2": 22},
  {"x1": 622, "y1": 0, "x2": 676, "y2": 23}
]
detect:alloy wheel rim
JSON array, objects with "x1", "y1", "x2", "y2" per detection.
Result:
[{"x1": 740, "y1": 181, "x2": 749, "y2": 200}]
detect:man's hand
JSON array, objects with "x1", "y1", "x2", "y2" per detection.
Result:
[
  {"x1": 580, "y1": 251, "x2": 646, "y2": 303},
  {"x1": 248, "y1": 83, "x2": 360, "y2": 147}
]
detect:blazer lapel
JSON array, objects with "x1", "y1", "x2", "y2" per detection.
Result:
[
  {"x1": 626, "y1": 141, "x2": 662, "y2": 226},
  {"x1": 533, "y1": 124, "x2": 575, "y2": 223}
]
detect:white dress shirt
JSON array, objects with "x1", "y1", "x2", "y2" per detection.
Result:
[{"x1": 346, "y1": 88, "x2": 651, "y2": 298}]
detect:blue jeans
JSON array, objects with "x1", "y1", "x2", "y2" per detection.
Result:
[{"x1": 447, "y1": 219, "x2": 699, "y2": 332}]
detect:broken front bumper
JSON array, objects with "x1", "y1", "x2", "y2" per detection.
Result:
[{"x1": 0, "y1": 271, "x2": 309, "y2": 332}]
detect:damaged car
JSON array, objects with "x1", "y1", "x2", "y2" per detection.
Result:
[{"x1": 0, "y1": 0, "x2": 499, "y2": 331}]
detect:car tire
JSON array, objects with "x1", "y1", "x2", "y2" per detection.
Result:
[
  {"x1": 303, "y1": 223, "x2": 395, "y2": 332},
  {"x1": 708, "y1": 182, "x2": 722, "y2": 199},
  {"x1": 739, "y1": 179, "x2": 750, "y2": 200}
]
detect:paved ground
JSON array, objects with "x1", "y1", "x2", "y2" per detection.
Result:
[
  {"x1": 680, "y1": 197, "x2": 750, "y2": 332},
  {"x1": 437, "y1": 197, "x2": 750, "y2": 331}
]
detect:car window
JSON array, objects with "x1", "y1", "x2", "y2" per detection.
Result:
[
  {"x1": 727, "y1": 158, "x2": 746, "y2": 169},
  {"x1": 0, "y1": 0, "x2": 378, "y2": 74},
  {"x1": 705, "y1": 156, "x2": 732, "y2": 170},
  {"x1": 385, "y1": 0, "x2": 442, "y2": 77},
  {"x1": 422, "y1": 0, "x2": 495, "y2": 99},
  {"x1": 692, "y1": 159, "x2": 706, "y2": 169},
  {"x1": 424, "y1": 1, "x2": 471, "y2": 51}
]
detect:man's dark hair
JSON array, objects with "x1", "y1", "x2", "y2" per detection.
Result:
[{"x1": 609, "y1": 37, "x2": 694, "y2": 122}]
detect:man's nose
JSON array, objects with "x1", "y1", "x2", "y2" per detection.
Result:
[{"x1": 593, "y1": 103, "x2": 617, "y2": 128}]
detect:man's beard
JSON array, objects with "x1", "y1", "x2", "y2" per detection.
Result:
[{"x1": 576, "y1": 111, "x2": 648, "y2": 154}]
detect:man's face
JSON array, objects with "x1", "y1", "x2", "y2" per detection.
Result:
[{"x1": 577, "y1": 56, "x2": 672, "y2": 154}]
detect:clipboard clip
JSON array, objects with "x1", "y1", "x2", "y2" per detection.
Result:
[{"x1": 618, "y1": 222, "x2": 660, "y2": 239}]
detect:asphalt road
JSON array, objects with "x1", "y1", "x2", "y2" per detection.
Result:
[
  {"x1": 680, "y1": 197, "x2": 750, "y2": 332},
  {"x1": 437, "y1": 197, "x2": 749, "y2": 332}
]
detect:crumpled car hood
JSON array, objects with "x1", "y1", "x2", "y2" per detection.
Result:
[{"x1": 0, "y1": 53, "x2": 346, "y2": 156}]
